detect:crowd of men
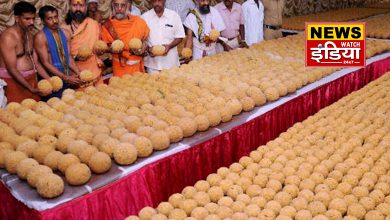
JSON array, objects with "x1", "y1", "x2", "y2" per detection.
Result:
[{"x1": 0, "y1": 0, "x2": 285, "y2": 103}]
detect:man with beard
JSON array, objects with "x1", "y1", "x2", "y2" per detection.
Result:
[
  {"x1": 87, "y1": 0, "x2": 103, "y2": 23},
  {"x1": 35, "y1": 5, "x2": 82, "y2": 99},
  {"x1": 0, "y1": 1, "x2": 50, "y2": 103},
  {"x1": 263, "y1": 0, "x2": 285, "y2": 40},
  {"x1": 183, "y1": 0, "x2": 226, "y2": 60},
  {"x1": 215, "y1": 0, "x2": 247, "y2": 52},
  {"x1": 101, "y1": 0, "x2": 149, "y2": 77},
  {"x1": 242, "y1": 0, "x2": 264, "y2": 46},
  {"x1": 62, "y1": 0, "x2": 103, "y2": 85},
  {"x1": 142, "y1": 0, "x2": 185, "y2": 74}
]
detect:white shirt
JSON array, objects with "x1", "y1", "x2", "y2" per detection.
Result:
[
  {"x1": 184, "y1": 7, "x2": 226, "y2": 60},
  {"x1": 142, "y1": 8, "x2": 185, "y2": 70},
  {"x1": 130, "y1": 4, "x2": 142, "y2": 16},
  {"x1": 243, "y1": 0, "x2": 264, "y2": 45}
]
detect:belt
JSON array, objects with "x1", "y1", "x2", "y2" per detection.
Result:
[{"x1": 264, "y1": 24, "x2": 281, "y2": 30}]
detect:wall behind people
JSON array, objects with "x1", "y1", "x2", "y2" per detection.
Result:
[
  {"x1": 284, "y1": 0, "x2": 387, "y2": 17},
  {"x1": 0, "y1": 0, "x2": 239, "y2": 33},
  {"x1": 0, "y1": 0, "x2": 68, "y2": 33},
  {"x1": 0, "y1": 0, "x2": 385, "y2": 33},
  {"x1": 0, "y1": 0, "x2": 142, "y2": 33}
]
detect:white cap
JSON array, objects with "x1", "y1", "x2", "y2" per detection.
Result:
[{"x1": 87, "y1": 0, "x2": 98, "y2": 4}]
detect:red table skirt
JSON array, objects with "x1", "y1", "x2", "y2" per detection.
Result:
[{"x1": 1, "y1": 56, "x2": 390, "y2": 220}]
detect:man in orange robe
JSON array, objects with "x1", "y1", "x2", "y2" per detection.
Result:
[
  {"x1": 62, "y1": 0, "x2": 103, "y2": 85},
  {"x1": 101, "y1": 0, "x2": 150, "y2": 77}
]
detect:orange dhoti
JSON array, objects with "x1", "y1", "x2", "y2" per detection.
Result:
[
  {"x1": 0, "y1": 68, "x2": 39, "y2": 103},
  {"x1": 101, "y1": 15, "x2": 150, "y2": 77},
  {"x1": 111, "y1": 55, "x2": 145, "y2": 77}
]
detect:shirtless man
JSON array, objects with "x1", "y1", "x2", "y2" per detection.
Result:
[
  {"x1": 0, "y1": 1, "x2": 50, "y2": 103},
  {"x1": 263, "y1": 0, "x2": 285, "y2": 40},
  {"x1": 34, "y1": 5, "x2": 82, "y2": 98}
]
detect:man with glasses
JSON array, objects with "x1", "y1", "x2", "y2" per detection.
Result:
[{"x1": 101, "y1": 0, "x2": 150, "y2": 77}]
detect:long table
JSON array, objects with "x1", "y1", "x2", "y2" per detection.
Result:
[{"x1": 1, "y1": 52, "x2": 390, "y2": 220}]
